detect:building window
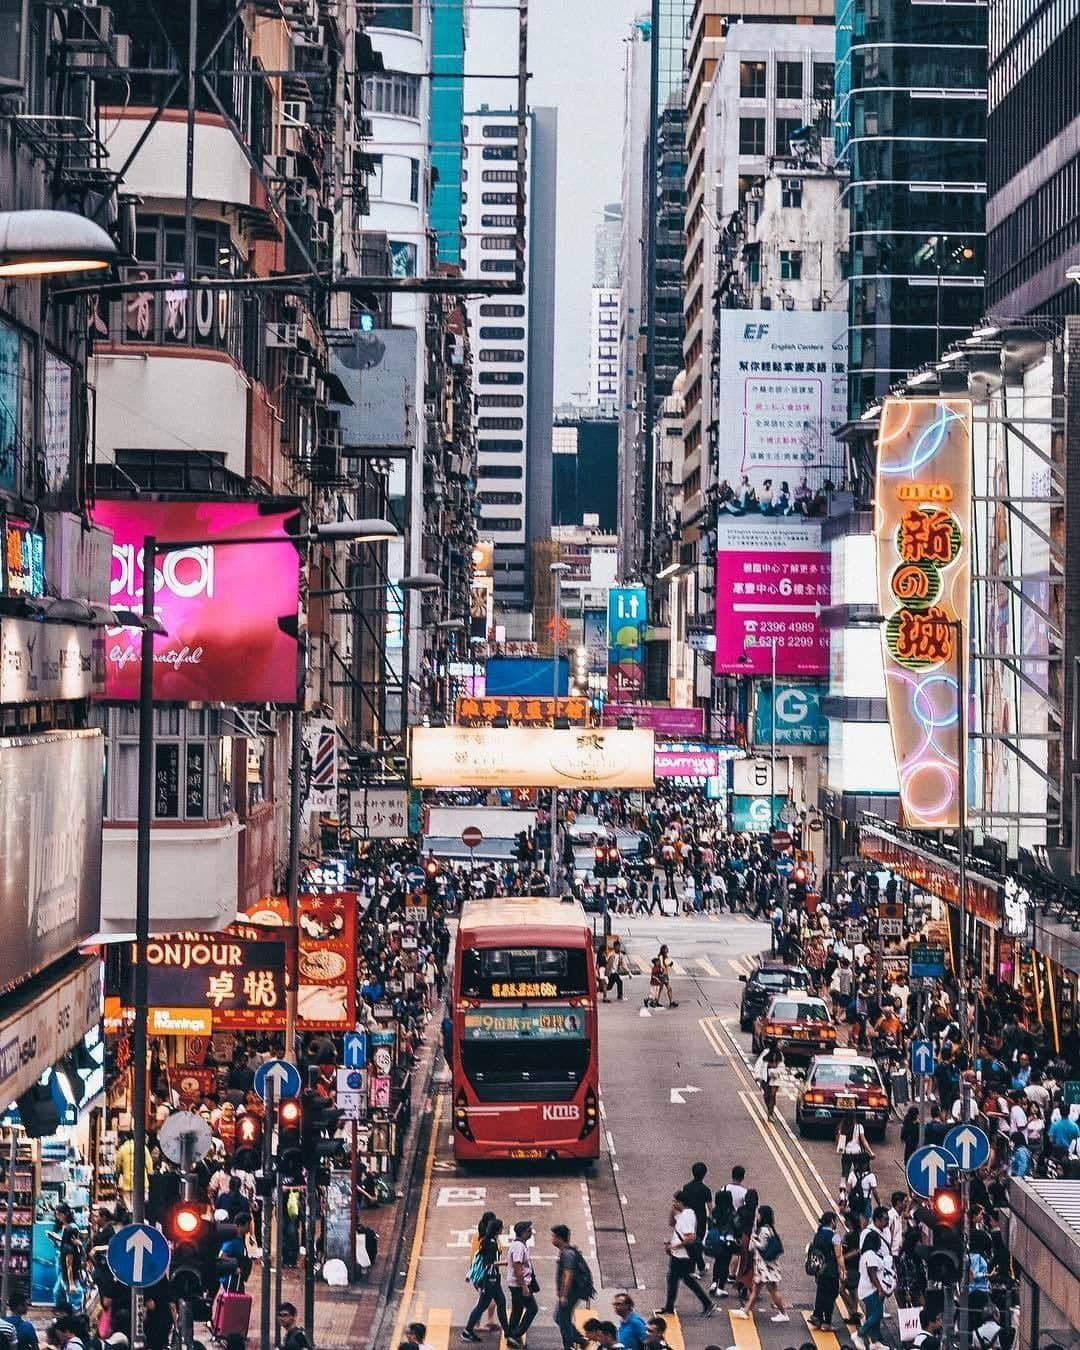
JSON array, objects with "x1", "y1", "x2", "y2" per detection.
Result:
[
  {"x1": 776, "y1": 118, "x2": 803, "y2": 153},
  {"x1": 747, "y1": 258, "x2": 761, "y2": 284},
  {"x1": 370, "y1": 2, "x2": 415, "y2": 31},
  {"x1": 483, "y1": 124, "x2": 519, "y2": 138},
  {"x1": 477, "y1": 393, "x2": 523, "y2": 406},
  {"x1": 812, "y1": 61, "x2": 834, "y2": 97},
  {"x1": 479, "y1": 490, "x2": 523, "y2": 505},
  {"x1": 481, "y1": 214, "x2": 519, "y2": 228},
  {"x1": 479, "y1": 326, "x2": 525, "y2": 339},
  {"x1": 483, "y1": 146, "x2": 519, "y2": 161},
  {"x1": 479, "y1": 348, "x2": 525, "y2": 362},
  {"x1": 781, "y1": 180, "x2": 803, "y2": 209},
  {"x1": 410, "y1": 157, "x2": 420, "y2": 202},
  {"x1": 478, "y1": 435, "x2": 524, "y2": 447},
  {"x1": 480, "y1": 235, "x2": 517, "y2": 250},
  {"x1": 482, "y1": 192, "x2": 518, "y2": 205},
  {"x1": 780, "y1": 249, "x2": 803, "y2": 280},
  {"x1": 482, "y1": 517, "x2": 523, "y2": 532},
  {"x1": 361, "y1": 71, "x2": 421, "y2": 119},
  {"x1": 776, "y1": 61, "x2": 803, "y2": 100},
  {"x1": 481, "y1": 259, "x2": 516, "y2": 272},
  {"x1": 739, "y1": 118, "x2": 766, "y2": 155},
  {"x1": 477, "y1": 462, "x2": 522, "y2": 477},
  {"x1": 99, "y1": 707, "x2": 228, "y2": 822},
  {"x1": 478, "y1": 370, "x2": 524, "y2": 384},
  {"x1": 740, "y1": 61, "x2": 766, "y2": 99},
  {"x1": 479, "y1": 304, "x2": 525, "y2": 317},
  {"x1": 482, "y1": 170, "x2": 522, "y2": 183}
]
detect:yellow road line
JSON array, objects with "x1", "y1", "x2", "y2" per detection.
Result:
[
  {"x1": 738, "y1": 1090, "x2": 820, "y2": 1229},
  {"x1": 669, "y1": 960, "x2": 687, "y2": 975},
  {"x1": 725, "y1": 1306, "x2": 763, "y2": 1350},
  {"x1": 698, "y1": 956, "x2": 722, "y2": 977},
  {"x1": 389, "y1": 1095, "x2": 445, "y2": 1347},
  {"x1": 802, "y1": 1308, "x2": 842, "y2": 1350},
  {"x1": 425, "y1": 1307, "x2": 453, "y2": 1350},
  {"x1": 728, "y1": 958, "x2": 748, "y2": 976},
  {"x1": 699, "y1": 1016, "x2": 728, "y2": 1058},
  {"x1": 741, "y1": 1085, "x2": 828, "y2": 1223}
]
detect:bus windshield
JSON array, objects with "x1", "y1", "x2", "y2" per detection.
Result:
[{"x1": 459, "y1": 946, "x2": 590, "y2": 999}]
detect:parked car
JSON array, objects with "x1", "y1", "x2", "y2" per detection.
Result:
[
  {"x1": 751, "y1": 993, "x2": 836, "y2": 1059},
  {"x1": 738, "y1": 956, "x2": 812, "y2": 1031},
  {"x1": 795, "y1": 1050, "x2": 891, "y2": 1139}
]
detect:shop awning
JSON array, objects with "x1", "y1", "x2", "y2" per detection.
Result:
[
  {"x1": 0, "y1": 957, "x2": 102, "y2": 1109},
  {"x1": 859, "y1": 819, "x2": 1002, "y2": 927}
]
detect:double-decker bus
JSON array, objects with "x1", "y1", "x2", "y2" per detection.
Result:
[{"x1": 451, "y1": 898, "x2": 600, "y2": 1162}]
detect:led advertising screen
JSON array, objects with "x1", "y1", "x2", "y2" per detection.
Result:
[
  {"x1": 607, "y1": 586, "x2": 647, "y2": 698},
  {"x1": 876, "y1": 397, "x2": 972, "y2": 829},
  {"x1": 410, "y1": 726, "x2": 655, "y2": 788},
  {"x1": 714, "y1": 521, "x2": 830, "y2": 676},
  {"x1": 92, "y1": 499, "x2": 302, "y2": 704}
]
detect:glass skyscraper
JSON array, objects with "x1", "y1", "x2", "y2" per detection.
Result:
[
  {"x1": 835, "y1": 0, "x2": 987, "y2": 416},
  {"x1": 430, "y1": 0, "x2": 466, "y2": 264}
]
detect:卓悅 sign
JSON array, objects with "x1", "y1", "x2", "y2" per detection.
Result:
[
  {"x1": 753, "y1": 681, "x2": 828, "y2": 747},
  {"x1": 875, "y1": 397, "x2": 971, "y2": 830},
  {"x1": 91, "y1": 498, "x2": 301, "y2": 704},
  {"x1": 297, "y1": 893, "x2": 356, "y2": 1031},
  {"x1": 410, "y1": 726, "x2": 655, "y2": 789},
  {"x1": 0, "y1": 730, "x2": 104, "y2": 994},
  {"x1": 140, "y1": 923, "x2": 288, "y2": 1029},
  {"x1": 607, "y1": 586, "x2": 647, "y2": 698},
  {"x1": 603, "y1": 703, "x2": 705, "y2": 737},
  {"x1": 350, "y1": 786, "x2": 409, "y2": 838},
  {"x1": 714, "y1": 521, "x2": 830, "y2": 677}
]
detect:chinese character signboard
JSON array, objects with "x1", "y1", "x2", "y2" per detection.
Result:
[
  {"x1": 875, "y1": 398, "x2": 971, "y2": 830},
  {"x1": 602, "y1": 703, "x2": 705, "y2": 736},
  {"x1": 753, "y1": 682, "x2": 828, "y2": 746},
  {"x1": 716, "y1": 309, "x2": 847, "y2": 493},
  {"x1": 350, "y1": 787, "x2": 409, "y2": 838},
  {"x1": 91, "y1": 499, "x2": 301, "y2": 704},
  {"x1": 143, "y1": 924, "x2": 288, "y2": 1029},
  {"x1": 297, "y1": 893, "x2": 356, "y2": 1031},
  {"x1": 714, "y1": 521, "x2": 830, "y2": 676},
  {"x1": 455, "y1": 696, "x2": 590, "y2": 727},
  {"x1": 607, "y1": 586, "x2": 647, "y2": 697}
]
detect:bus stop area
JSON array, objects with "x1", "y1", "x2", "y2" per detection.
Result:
[{"x1": 1007, "y1": 1179, "x2": 1080, "y2": 1350}]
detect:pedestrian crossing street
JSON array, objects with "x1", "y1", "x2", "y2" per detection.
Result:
[
  {"x1": 621, "y1": 952, "x2": 726, "y2": 979},
  {"x1": 411, "y1": 1303, "x2": 850, "y2": 1350}
]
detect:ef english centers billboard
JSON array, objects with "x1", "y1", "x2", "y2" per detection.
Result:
[{"x1": 92, "y1": 499, "x2": 302, "y2": 704}]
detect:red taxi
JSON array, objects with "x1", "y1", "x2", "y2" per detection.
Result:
[
  {"x1": 795, "y1": 1050, "x2": 890, "y2": 1139},
  {"x1": 751, "y1": 993, "x2": 836, "y2": 1059}
]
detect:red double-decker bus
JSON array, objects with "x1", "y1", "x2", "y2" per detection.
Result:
[{"x1": 452, "y1": 898, "x2": 600, "y2": 1162}]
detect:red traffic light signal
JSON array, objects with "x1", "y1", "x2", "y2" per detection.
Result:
[
  {"x1": 236, "y1": 1113, "x2": 261, "y2": 1148},
  {"x1": 279, "y1": 1097, "x2": 301, "y2": 1128},
  {"x1": 169, "y1": 1201, "x2": 203, "y2": 1242},
  {"x1": 932, "y1": 1186, "x2": 963, "y2": 1224},
  {"x1": 793, "y1": 866, "x2": 808, "y2": 885},
  {"x1": 424, "y1": 857, "x2": 440, "y2": 879}
]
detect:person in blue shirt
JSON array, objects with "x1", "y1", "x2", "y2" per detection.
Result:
[
  {"x1": 1009, "y1": 1131, "x2": 1033, "y2": 1179},
  {"x1": 1047, "y1": 1112, "x2": 1080, "y2": 1150},
  {"x1": 613, "y1": 1293, "x2": 649, "y2": 1349},
  {"x1": 5, "y1": 1297, "x2": 38, "y2": 1350}
]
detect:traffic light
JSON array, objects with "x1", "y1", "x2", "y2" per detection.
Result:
[
  {"x1": 927, "y1": 1185, "x2": 964, "y2": 1284},
  {"x1": 594, "y1": 844, "x2": 608, "y2": 877},
  {"x1": 515, "y1": 831, "x2": 528, "y2": 862},
  {"x1": 167, "y1": 1201, "x2": 210, "y2": 1300},
  {"x1": 424, "y1": 856, "x2": 440, "y2": 899},
  {"x1": 605, "y1": 845, "x2": 620, "y2": 877},
  {"x1": 277, "y1": 1096, "x2": 304, "y2": 1178},
  {"x1": 301, "y1": 1089, "x2": 346, "y2": 1175},
  {"x1": 235, "y1": 1112, "x2": 261, "y2": 1151},
  {"x1": 790, "y1": 864, "x2": 808, "y2": 905}
]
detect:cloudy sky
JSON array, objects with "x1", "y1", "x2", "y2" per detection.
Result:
[{"x1": 465, "y1": 0, "x2": 644, "y2": 402}]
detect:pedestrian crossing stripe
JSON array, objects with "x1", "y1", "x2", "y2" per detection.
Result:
[
  {"x1": 423, "y1": 1307, "x2": 452, "y2": 1350},
  {"x1": 802, "y1": 1308, "x2": 843, "y2": 1350}
]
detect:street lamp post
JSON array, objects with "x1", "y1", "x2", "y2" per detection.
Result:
[
  {"x1": 128, "y1": 516, "x2": 398, "y2": 1350},
  {"x1": 550, "y1": 561, "x2": 571, "y2": 897}
]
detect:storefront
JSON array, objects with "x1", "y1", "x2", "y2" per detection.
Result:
[{"x1": 1009, "y1": 1178, "x2": 1080, "y2": 1350}]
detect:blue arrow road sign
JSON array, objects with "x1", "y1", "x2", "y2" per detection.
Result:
[
  {"x1": 906, "y1": 1145, "x2": 959, "y2": 1198},
  {"x1": 775, "y1": 856, "x2": 795, "y2": 877},
  {"x1": 343, "y1": 1030, "x2": 367, "y2": 1069},
  {"x1": 944, "y1": 1123, "x2": 990, "y2": 1172},
  {"x1": 107, "y1": 1223, "x2": 171, "y2": 1289},
  {"x1": 253, "y1": 1058, "x2": 301, "y2": 1103},
  {"x1": 910, "y1": 1039, "x2": 936, "y2": 1076}
]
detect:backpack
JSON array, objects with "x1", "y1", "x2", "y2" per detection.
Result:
[
  {"x1": 466, "y1": 1249, "x2": 492, "y2": 1287},
  {"x1": 566, "y1": 1246, "x2": 596, "y2": 1302},
  {"x1": 761, "y1": 1228, "x2": 784, "y2": 1263},
  {"x1": 805, "y1": 1237, "x2": 830, "y2": 1279},
  {"x1": 703, "y1": 1225, "x2": 723, "y2": 1258}
]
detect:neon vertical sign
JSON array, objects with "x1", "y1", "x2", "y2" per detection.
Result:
[{"x1": 875, "y1": 397, "x2": 972, "y2": 829}]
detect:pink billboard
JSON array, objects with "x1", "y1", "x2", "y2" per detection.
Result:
[
  {"x1": 654, "y1": 749, "x2": 719, "y2": 779},
  {"x1": 714, "y1": 521, "x2": 830, "y2": 677},
  {"x1": 602, "y1": 703, "x2": 705, "y2": 737},
  {"x1": 92, "y1": 499, "x2": 301, "y2": 703}
]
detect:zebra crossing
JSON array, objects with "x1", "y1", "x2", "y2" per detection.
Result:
[{"x1": 622, "y1": 952, "x2": 728, "y2": 979}]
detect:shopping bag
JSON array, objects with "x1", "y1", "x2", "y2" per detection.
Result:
[{"x1": 898, "y1": 1306, "x2": 923, "y2": 1343}]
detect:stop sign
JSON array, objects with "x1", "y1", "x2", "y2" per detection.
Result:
[{"x1": 461, "y1": 826, "x2": 484, "y2": 850}]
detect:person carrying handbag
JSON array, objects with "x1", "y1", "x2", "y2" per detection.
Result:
[
  {"x1": 462, "y1": 1218, "x2": 512, "y2": 1344},
  {"x1": 836, "y1": 1111, "x2": 874, "y2": 1178},
  {"x1": 506, "y1": 1221, "x2": 538, "y2": 1345}
]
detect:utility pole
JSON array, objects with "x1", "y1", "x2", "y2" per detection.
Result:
[
  {"x1": 260, "y1": 1081, "x2": 276, "y2": 1350},
  {"x1": 550, "y1": 562, "x2": 570, "y2": 896}
]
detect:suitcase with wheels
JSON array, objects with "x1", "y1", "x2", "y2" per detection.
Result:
[{"x1": 211, "y1": 1277, "x2": 252, "y2": 1340}]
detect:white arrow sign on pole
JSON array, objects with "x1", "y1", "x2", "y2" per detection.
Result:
[
  {"x1": 126, "y1": 1229, "x2": 155, "y2": 1286},
  {"x1": 913, "y1": 1042, "x2": 933, "y2": 1073},
  {"x1": 920, "y1": 1149, "x2": 950, "y2": 1192},
  {"x1": 670, "y1": 1086, "x2": 702, "y2": 1105}
]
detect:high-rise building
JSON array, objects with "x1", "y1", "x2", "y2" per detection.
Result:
[
  {"x1": 462, "y1": 107, "x2": 558, "y2": 608},
  {"x1": 431, "y1": 0, "x2": 468, "y2": 265},
  {"x1": 835, "y1": 0, "x2": 987, "y2": 417},
  {"x1": 586, "y1": 204, "x2": 621, "y2": 409},
  {"x1": 594, "y1": 202, "x2": 622, "y2": 289},
  {"x1": 986, "y1": 2, "x2": 1080, "y2": 315}
]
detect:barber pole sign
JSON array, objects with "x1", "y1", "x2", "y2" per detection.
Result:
[{"x1": 303, "y1": 717, "x2": 337, "y2": 814}]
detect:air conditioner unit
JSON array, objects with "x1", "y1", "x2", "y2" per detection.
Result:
[
  {"x1": 286, "y1": 353, "x2": 316, "y2": 387},
  {"x1": 265, "y1": 322, "x2": 299, "y2": 349},
  {"x1": 282, "y1": 99, "x2": 308, "y2": 128},
  {"x1": 266, "y1": 153, "x2": 299, "y2": 181},
  {"x1": 112, "y1": 31, "x2": 131, "y2": 65}
]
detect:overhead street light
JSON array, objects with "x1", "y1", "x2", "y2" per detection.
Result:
[
  {"x1": 0, "y1": 209, "x2": 119, "y2": 277},
  {"x1": 311, "y1": 517, "x2": 399, "y2": 542}
]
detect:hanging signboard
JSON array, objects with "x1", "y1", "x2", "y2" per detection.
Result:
[{"x1": 875, "y1": 397, "x2": 972, "y2": 829}]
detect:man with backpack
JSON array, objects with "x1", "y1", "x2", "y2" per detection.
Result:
[
  {"x1": 551, "y1": 1224, "x2": 593, "y2": 1350},
  {"x1": 807, "y1": 1210, "x2": 844, "y2": 1330},
  {"x1": 656, "y1": 1192, "x2": 716, "y2": 1321}
]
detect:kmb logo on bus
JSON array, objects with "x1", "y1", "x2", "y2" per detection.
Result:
[{"x1": 541, "y1": 1104, "x2": 580, "y2": 1121}]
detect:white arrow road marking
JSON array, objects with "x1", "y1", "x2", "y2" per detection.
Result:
[
  {"x1": 670, "y1": 1085, "x2": 702, "y2": 1105},
  {"x1": 126, "y1": 1229, "x2": 156, "y2": 1284}
]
